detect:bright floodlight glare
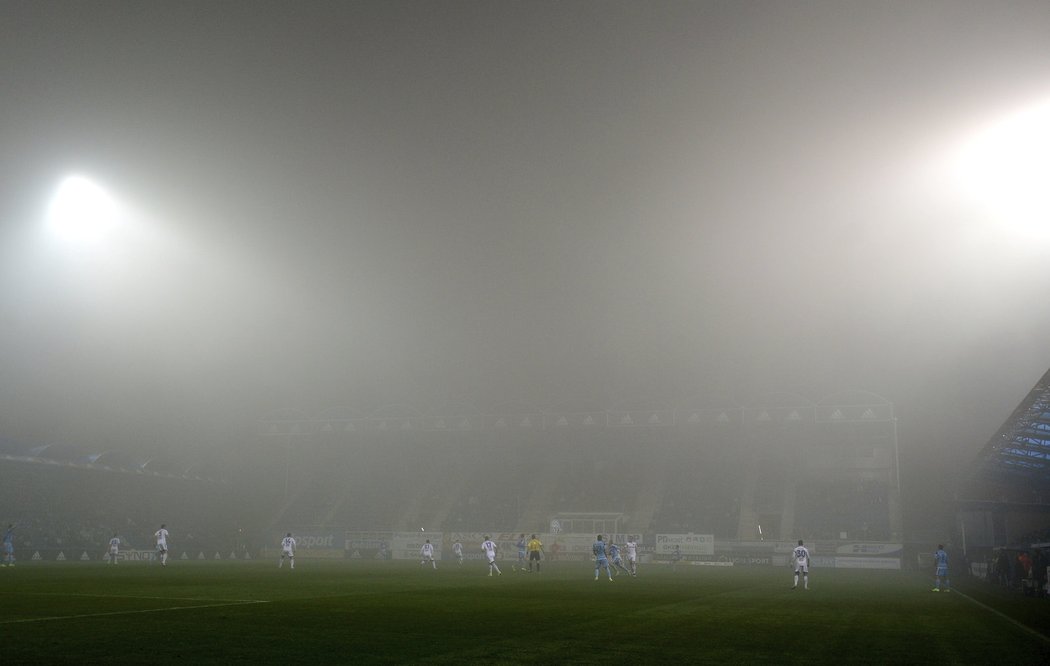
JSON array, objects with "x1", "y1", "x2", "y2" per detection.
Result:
[
  {"x1": 950, "y1": 98, "x2": 1050, "y2": 236},
  {"x1": 46, "y1": 175, "x2": 122, "y2": 242}
]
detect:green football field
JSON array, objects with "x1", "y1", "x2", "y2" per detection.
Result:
[{"x1": 3, "y1": 559, "x2": 1049, "y2": 664}]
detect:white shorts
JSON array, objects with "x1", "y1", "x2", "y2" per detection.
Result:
[
  {"x1": 157, "y1": 542, "x2": 167, "y2": 552},
  {"x1": 795, "y1": 562, "x2": 809, "y2": 573},
  {"x1": 110, "y1": 547, "x2": 119, "y2": 555},
  {"x1": 283, "y1": 549, "x2": 294, "y2": 557},
  {"x1": 487, "y1": 554, "x2": 496, "y2": 564}
]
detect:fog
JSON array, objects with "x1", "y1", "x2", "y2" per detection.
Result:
[{"x1": 2, "y1": 1, "x2": 1050, "y2": 542}]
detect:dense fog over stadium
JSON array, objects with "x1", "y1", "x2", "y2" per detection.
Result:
[{"x1": 2, "y1": 1, "x2": 1050, "y2": 542}]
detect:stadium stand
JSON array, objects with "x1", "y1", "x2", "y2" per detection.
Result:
[
  {"x1": 956, "y1": 368, "x2": 1050, "y2": 594},
  {"x1": 1, "y1": 391, "x2": 905, "y2": 563},
  {"x1": 0, "y1": 456, "x2": 252, "y2": 558},
  {"x1": 257, "y1": 392, "x2": 901, "y2": 543}
]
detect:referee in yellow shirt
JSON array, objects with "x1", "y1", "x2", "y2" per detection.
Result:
[{"x1": 526, "y1": 534, "x2": 544, "y2": 572}]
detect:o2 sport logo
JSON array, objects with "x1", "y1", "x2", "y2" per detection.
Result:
[{"x1": 294, "y1": 534, "x2": 336, "y2": 549}]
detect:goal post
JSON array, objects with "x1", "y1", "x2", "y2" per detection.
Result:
[{"x1": 548, "y1": 512, "x2": 624, "y2": 537}]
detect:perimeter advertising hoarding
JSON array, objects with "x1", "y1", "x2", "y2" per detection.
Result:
[
  {"x1": 833, "y1": 556, "x2": 901, "y2": 570},
  {"x1": 391, "y1": 531, "x2": 442, "y2": 560},
  {"x1": 284, "y1": 530, "x2": 342, "y2": 549},
  {"x1": 260, "y1": 547, "x2": 344, "y2": 559},
  {"x1": 345, "y1": 531, "x2": 393, "y2": 550},
  {"x1": 834, "y1": 543, "x2": 902, "y2": 556},
  {"x1": 281, "y1": 529, "x2": 345, "y2": 558},
  {"x1": 446, "y1": 532, "x2": 610, "y2": 562},
  {"x1": 448, "y1": 532, "x2": 549, "y2": 561},
  {"x1": 655, "y1": 534, "x2": 714, "y2": 556}
]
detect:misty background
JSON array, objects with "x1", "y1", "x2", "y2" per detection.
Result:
[{"x1": 2, "y1": 0, "x2": 1050, "y2": 539}]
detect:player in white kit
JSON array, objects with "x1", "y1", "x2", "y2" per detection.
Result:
[
  {"x1": 108, "y1": 533, "x2": 121, "y2": 565},
  {"x1": 624, "y1": 537, "x2": 638, "y2": 577},
  {"x1": 482, "y1": 535, "x2": 502, "y2": 576},
  {"x1": 420, "y1": 539, "x2": 437, "y2": 569},
  {"x1": 452, "y1": 540, "x2": 464, "y2": 565},
  {"x1": 154, "y1": 524, "x2": 169, "y2": 566},
  {"x1": 279, "y1": 532, "x2": 296, "y2": 570},
  {"x1": 791, "y1": 539, "x2": 810, "y2": 590}
]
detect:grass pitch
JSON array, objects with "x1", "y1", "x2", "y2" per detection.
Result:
[{"x1": 4, "y1": 559, "x2": 1049, "y2": 664}]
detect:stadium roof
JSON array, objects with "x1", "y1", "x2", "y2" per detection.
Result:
[{"x1": 969, "y1": 368, "x2": 1050, "y2": 487}]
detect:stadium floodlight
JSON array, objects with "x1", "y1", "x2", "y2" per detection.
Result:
[
  {"x1": 45, "y1": 175, "x2": 123, "y2": 242},
  {"x1": 948, "y1": 97, "x2": 1050, "y2": 238}
]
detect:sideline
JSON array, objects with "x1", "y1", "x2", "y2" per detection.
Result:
[
  {"x1": 0, "y1": 599, "x2": 269, "y2": 625},
  {"x1": 25, "y1": 591, "x2": 264, "y2": 603},
  {"x1": 952, "y1": 589, "x2": 1050, "y2": 644}
]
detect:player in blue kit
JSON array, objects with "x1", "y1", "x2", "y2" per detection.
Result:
[
  {"x1": 593, "y1": 535, "x2": 613, "y2": 581},
  {"x1": 932, "y1": 545, "x2": 950, "y2": 592},
  {"x1": 2, "y1": 524, "x2": 14, "y2": 567},
  {"x1": 516, "y1": 534, "x2": 527, "y2": 572},
  {"x1": 608, "y1": 542, "x2": 630, "y2": 577}
]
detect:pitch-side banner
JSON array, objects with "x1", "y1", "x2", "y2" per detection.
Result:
[
  {"x1": 447, "y1": 532, "x2": 544, "y2": 557},
  {"x1": 834, "y1": 543, "x2": 902, "y2": 556},
  {"x1": 834, "y1": 556, "x2": 901, "y2": 570},
  {"x1": 656, "y1": 534, "x2": 714, "y2": 556},
  {"x1": 285, "y1": 530, "x2": 343, "y2": 550},
  {"x1": 118, "y1": 549, "x2": 155, "y2": 562},
  {"x1": 280, "y1": 529, "x2": 346, "y2": 558},
  {"x1": 345, "y1": 531, "x2": 393, "y2": 551},
  {"x1": 447, "y1": 532, "x2": 594, "y2": 561},
  {"x1": 391, "y1": 531, "x2": 443, "y2": 560}
]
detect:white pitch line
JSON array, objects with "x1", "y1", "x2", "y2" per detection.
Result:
[
  {"x1": 1, "y1": 599, "x2": 269, "y2": 625},
  {"x1": 952, "y1": 589, "x2": 1050, "y2": 644},
  {"x1": 25, "y1": 592, "x2": 265, "y2": 603}
]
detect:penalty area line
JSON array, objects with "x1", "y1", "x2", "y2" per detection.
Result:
[
  {"x1": 952, "y1": 589, "x2": 1050, "y2": 644},
  {"x1": 0, "y1": 599, "x2": 270, "y2": 625}
]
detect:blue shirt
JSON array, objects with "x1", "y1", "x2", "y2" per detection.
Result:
[
  {"x1": 608, "y1": 544, "x2": 620, "y2": 558},
  {"x1": 2, "y1": 529, "x2": 12, "y2": 545},
  {"x1": 517, "y1": 538, "x2": 526, "y2": 553},
  {"x1": 593, "y1": 540, "x2": 607, "y2": 559},
  {"x1": 934, "y1": 549, "x2": 948, "y2": 568}
]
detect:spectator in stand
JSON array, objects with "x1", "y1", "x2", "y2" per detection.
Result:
[
  {"x1": 1032, "y1": 549, "x2": 1048, "y2": 598},
  {"x1": 995, "y1": 550, "x2": 1010, "y2": 587},
  {"x1": 1018, "y1": 551, "x2": 1034, "y2": 594},
  {"x1": 1018, "y1": 551, "x2": 1033, "y2": 581}
]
